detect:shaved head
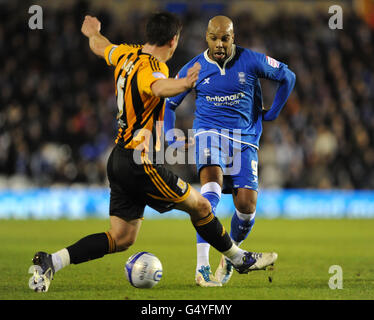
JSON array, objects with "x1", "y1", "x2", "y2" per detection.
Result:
[
  {"x1": 207, "y1": 16, "x2": 234, "y2": 34},
  {"x1": 205, "y1": 16, "x2": 235, "y2": 64}
]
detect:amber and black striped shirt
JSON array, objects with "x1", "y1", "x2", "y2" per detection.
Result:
[{"x1": 104, "y1": 43, "x2": 169, "y2": 152}]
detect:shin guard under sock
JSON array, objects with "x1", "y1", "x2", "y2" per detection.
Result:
[
  {"x1": 67, "y1": 232, "x2": 116, "y2": 264},
  {"x1": 193, "y1": 212, "x2": 232, "y2": 253},
  {"x1": 196, "y1": 182, "x2": 221, "y2": 244}
]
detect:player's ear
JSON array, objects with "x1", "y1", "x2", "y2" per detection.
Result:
[{"x1": 169, "y1": 34, "x2": 179, "y2": 48}]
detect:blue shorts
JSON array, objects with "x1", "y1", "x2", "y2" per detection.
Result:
[{"x1": 194, "y1": 131, "x2": 259, "y2": 194}]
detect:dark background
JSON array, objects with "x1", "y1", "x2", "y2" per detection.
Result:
[{"x1": 1, "y1": 0, "x2": 373, "y2": 190}]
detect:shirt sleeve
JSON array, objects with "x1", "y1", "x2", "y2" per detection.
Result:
[
  {"x1": 138, "y1": 60, "x2": 169, "y2": 96},
  {"x1": 251, "y1": 51, "x2": 288, "y2": 82},
  {"x1": 104, "y1": 44, "x2": 132, "y2": 67},
  {"x1": 164, "y1": 65, "x2": 191, "y2": 146},
  {"x1": 263, "y1": 67, "x2": 296, "y2": 121},
  {"x1": 164, "y1": 101, "x2": 177, "y2": 145},
  {"x1": 165, "y1": 65, "x2": 192, "y2": 109},
  {"x1": 247, "y1": 50, "x2": 296, "y2": 121}
]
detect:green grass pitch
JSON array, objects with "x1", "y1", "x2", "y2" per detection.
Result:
[{"x1": 0, "y1": 218, "x2": 373, "y2": 300}]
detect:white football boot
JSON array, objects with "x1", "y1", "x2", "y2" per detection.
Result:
[
  {"x1": 234, "y1": 252, "x2": 278, "y2": 274},
  {"x1": 195, "y1": 265, "x2": 222, "y2": 287},
  {"x1": 215, "y1": 255, "x2": 234, "y2": 284},
  {"x1": 28, "y1": 252, "x2": 55, "y2": 292}
]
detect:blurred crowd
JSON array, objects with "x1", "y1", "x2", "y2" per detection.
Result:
[{"x1": 1, "y1": 1, "x2": 373, "y2": 190}]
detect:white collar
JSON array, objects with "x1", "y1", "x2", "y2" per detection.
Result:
[{"x1": 203, "y1": 44, "x2": 236, "y2": 75}]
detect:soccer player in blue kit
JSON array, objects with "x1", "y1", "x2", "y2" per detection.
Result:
[{"x1": 165, "y1": 16, "x2": 296, "y2": 287}]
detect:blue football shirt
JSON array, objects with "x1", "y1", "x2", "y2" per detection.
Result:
[{"x1": 166, "y1": 44, "x2": 295, "y2": 148}]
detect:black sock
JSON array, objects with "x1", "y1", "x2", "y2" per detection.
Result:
[
  {"x1": 67, "y1": 232, "x2": 116, "y2": 264},
  {"x1": 193, "y1": 213, "x2": 232, "y2": 252}
]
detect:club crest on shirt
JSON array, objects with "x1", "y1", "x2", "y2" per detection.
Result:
[
  {"x1": 177, "y1": 178, "x2": 187, "y2": 193},
  {"x1": 238, "y1": 72, "x2": 246, "y2": 84}
]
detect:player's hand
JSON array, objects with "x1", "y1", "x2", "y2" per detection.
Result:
[
  {"x1": 81, "y1": 15, "x2": 101, "y2": 38},
  {"x1": 185, "y1": 62, "x2": 201, "y2": 89},
  {"x1": 262, "y1": 107, "x2": 270, "y2": 121},
  {"x1": 177, "y1": 136, "x2": 195, "y2": 151},
  {"x1": 169, "y1": 136, "x2": 195, "y2": 150}
]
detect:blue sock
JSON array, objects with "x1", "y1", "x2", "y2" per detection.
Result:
[
  {"x1": 230, "y1": 210, "x2": 256, "y2": 244},
  {"x1": 196, "y1": 182, "x2": 221, "y2": 244}
]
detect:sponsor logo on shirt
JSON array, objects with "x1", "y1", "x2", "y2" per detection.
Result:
[
  {"x1": 205, "y1": 92, "x2": 245, "y2": 106},
  {"x1": 266, "y1": 56, "x2": 280, "y2": 68},
  {"x1": 152, "y1": 72, "x2": 166, "y2": 79},
  {"x1": 202, "y1": 78, "x2": 210, "y2": 85}
]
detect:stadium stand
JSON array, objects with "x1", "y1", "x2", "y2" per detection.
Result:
[{"x1": 0, "y1": 0, "x2": 373, "y2": 191}]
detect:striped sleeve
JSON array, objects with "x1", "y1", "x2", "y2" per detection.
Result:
[
  {"x1": 104, "y1": 44, "x2": 132, "y2": 67},
  {"x1": 138, "y1": 58, "x2": 169, "y2": 96}
]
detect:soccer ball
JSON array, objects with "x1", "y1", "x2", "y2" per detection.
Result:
[{"x1": 124, "y1": 252, "x2": 163, "y2": 288}]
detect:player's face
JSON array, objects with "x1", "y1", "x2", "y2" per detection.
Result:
[{"x1": 206, "y1": 29, "x2": 234, "y2": 63}]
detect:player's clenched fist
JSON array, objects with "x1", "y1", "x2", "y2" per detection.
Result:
[
  {"x1": 185, "y1": 62, "x2": 201, "y2": 88},
  {"x1": 81, "y1": 15, "x2": 101, "y2": 38}
]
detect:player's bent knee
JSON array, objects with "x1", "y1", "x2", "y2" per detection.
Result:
[
  {"x1": 108, "y1": 216, "x2": 141, "y2": 252},
  {"x1": 196, "y1": 196, "x2": 211, "y2": 216},
  {"x1": 188, "y1": 195, "x2": 212, "y2": 224},
  {"x1": 175, "y1": 188, "x2": 212, "y2": 222},
  {"x1": 114, "y1": 236, "x2": 136, "y2": 252},
  {"x1": 108, "y1": 231, "x2": 136, "y2": 252},
  {"x1": 189, "y1": 188, "x2": 212, "y2": 216},
  {"x1": 235, "y1": 198, "x2": 257, "y2": 215}
]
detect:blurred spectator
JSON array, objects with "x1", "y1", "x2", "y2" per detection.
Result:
[{"x1": 0, "y1": 1, "x2": 373, "y2": 190}]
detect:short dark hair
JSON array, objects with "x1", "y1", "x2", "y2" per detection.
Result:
[{"x1": 145, "y1": 12, "x2": 182, "y2": 46}]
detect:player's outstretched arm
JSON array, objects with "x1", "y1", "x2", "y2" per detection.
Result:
[
  {"x1": 81, "y1": 15, "x2": 112, "y2": 59},
  {"x1": 151, "y1": 62, "x2": 201, "y2": 98},
  {"x1": 164, "y1": 101, "x2": 178, "y2": 143},
  {"x1": 164, "y1": 102, "x2": 194, "y2": 149},
  {"x1": 263, "y1": 68, "x2": 296, "y2": 121}
]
